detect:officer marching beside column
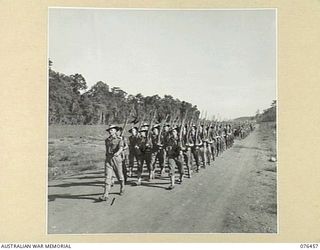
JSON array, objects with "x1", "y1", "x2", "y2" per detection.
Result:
[{"x1": 99, "y1": 125, "x2": 125, "y2": 201}]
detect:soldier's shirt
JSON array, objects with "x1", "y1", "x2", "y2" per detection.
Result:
[
  {"x1": 166, "y1": 136, "x2": 181, "y2": 158},
  {"x1": 151, "y1": 133, "x2": 164, "y2": 152},
  {"x1": 162, "y1": 131, "x2": 170, "y2": 147},
  {"x1": 190, "y1": 132, "x2": 201, "y2": 145},
  {"x1": 120, "y1": 136, "x2": 129, "y2": 156},
  {"x1": 199, "y1": 130, "x2": 207, "y2": 140},
  {"x1": 181, "y1": 133, "x2": 191, "y2": 148},
  {"x1": 128, "y1": 135, "x2": 140, "y2": 151},
  {"x1": 105, "y1": 135, "x2": 124, "y2": 157},
  {"x1": 138, "y1": 136, "x2": 153, "y2": 153}
]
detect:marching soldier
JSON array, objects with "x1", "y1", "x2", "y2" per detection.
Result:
[
  {"x1": 99, "y1": 125, "x2": 125, "y2": 201},
  {"x1": 204, "y1": 125, "x2": 212, "y2": 166},
  {"x1": 181, "y1": 124, "x2": 193, "y2": 178},
  {"x1": 136, "y1": 128, "x2": 153, "y2": 185},
  {"x1": 198, "y1": 125, "x2": 207, "y2": 168},
  {"x1": 151, "y1": 124, "x2": 166, "y2": 178},
  {"x1": 166, "y1": 126, "x2": 184, "y2": 190},
  {"x1": 117, "y1": 127, "x2": 129, "y2": 184},
  {"x1": 128, "y1": 126, "x2": 140, "y2": 178},
  {"x1": 161, "y1": 124, "x2": 171, "y2": 176},
  {"x1": 190, "y1": 125, "x2": 202, "y2": 172}
]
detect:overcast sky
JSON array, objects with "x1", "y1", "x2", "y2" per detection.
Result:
[{"x1": 49, "y1": 8, "x2": 276, "y2": 119}]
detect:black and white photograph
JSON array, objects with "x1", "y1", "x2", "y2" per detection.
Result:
[{"x1": 48, "y1": 8, "x2": 277, "y2": 234}]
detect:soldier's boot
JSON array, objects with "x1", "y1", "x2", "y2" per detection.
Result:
[
  {"x1": 150, "y1": 170, "x2": 156, "y2": 179},
  {"x1": 160, "y1": 168, "x2": 165, "y2": 177},
  {"x1": 136, "y1": 172, "x2": 142, "y2": 186},
  {"x1": 178, "y1": 174, "x2": 184, "y2": 184},
  {"x1": 148, "y1": 171, "x2": 152, "y2": 182},
  {"x1": 99, "y1": 184, "x2": 111, "y2": 201},
  {"x1": 119, "y1": 180, "x2": 125, "y2": 196},
  {"x1": 111, "y1": 177, "x2": 115, "y2": 187},
  {"x1": 187, "y1": 167, "x2": 192, "y2": 178},
  {"x1": 167, "y1": 175, "x2": 175, "y2": 190},
  {"x1": 128, "y1": 167, "x2": 132, "y2": 178},
  {"x1": 136, "y1": 177, "x2": 142, "y2": 186},
  {"x1": 196, "y1": 165, "x2": 200, "y2": 173},
  {"x1": 203, "y1": 157, "x2": 207, "y2": 168}
]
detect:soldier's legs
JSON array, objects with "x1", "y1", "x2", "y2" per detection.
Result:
[
  {"x1": 176, "y1": 156, "x2": 184, "y2": 183},
  {"x1": 122, "y1": 155, "x2": 128, "y2": 184},
  {"x1": 183, "y1": 149, "x2": 192, "y2": 178},
  {"x1": 100, "y1": 159, "x2": 114, "y2": 200},
  {"x1": 160, "y1": 149, "x2": 167, "y2": 176},
  {"x1": 199, "y1": 147, "x2": 207, "y2": 168},
  {"x1": 151, "y1": 152, "x2": 157, "y2": 171},
  {"x1": 206, "y1": 145, "x2": 212, "y2": 165},
  {"x1": 157, "y1": 149, "x2": 165, "y2": 175},
  {"x1": 192, "y1": 148, "x2": 200, "y2": 172},
  {"x1": 145, "y1": 153, "x2": 153, "y2": 180},
  {"x1": 210, "y1": 144, "x2": 215, "y2": 161},
  {"x1": 112, "y1": 155, "x2": 125, "y2": 195},
  {"x1": 168, "y1": 158, "x2": 176, "y2": 189},
  {"x1": 128, "y1": 152, "x2": 135, "y2": 177},
  {"x1": 136, "y1": 156, "x2": 145, "y2": 185}
]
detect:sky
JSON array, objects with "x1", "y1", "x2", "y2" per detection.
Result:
[{"x1": 49, "y1": 8, "x2": 276, "y2": 119}]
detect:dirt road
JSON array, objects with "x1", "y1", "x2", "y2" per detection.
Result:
[{"x1": 48, "y1": 123, "x2": 277, "y2": 233}]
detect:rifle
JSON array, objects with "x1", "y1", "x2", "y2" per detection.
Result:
[
  {"x1": 186, "y1": 115, "x2": 194, "y2": 145},
  {"x1": 147, "y1": 110, "x2": 157, "y2": 142},
  {"x1": 179, "y1": 110, "x2": 188, "y2": 148},
  {"x1": 195, "y1": 115, "x2": 201, "y2": 146},
  {"x1": 158, "y1": 114, "x2": 169, "y2": 145},
  {"x1": 137, "y1": 113, "x2": 146, "y2": 131},
  {"x1": 120, "y1": 109, "x2": 133, "y2": 137},
  {"x1": 169, "y1": 110, "x2": 179, "y2": 128},
  {"x1": 206, "y1": 120, "x2": 213, "y2": 141}
]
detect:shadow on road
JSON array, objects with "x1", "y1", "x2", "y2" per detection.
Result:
[
  {"x1": 233, "y1": 145, "x2": 263, "y2": 151},
  {"x1": 141, "y1": 182, "x2": 171, "y2": 190},
  {"x1": 49, "y1": 180, "x2": 104, "y2": 188}
]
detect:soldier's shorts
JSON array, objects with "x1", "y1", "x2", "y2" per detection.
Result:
[
  {"x1": 191, "y1": 147, "x2": 200, "y2": 167},
  {"x1": 138, "y1": 153, "x2": 152, "y2": 174},
  {"x1": 105, "y1": 155, "x2": 124, "y2": 185},
  {"x1": 168, "y1": 156, "x2": 184, "y2": 176},
  {"x1": 128, "y1": 151, "x2": 140, "y2": 168},
  {"x1": 199, "y1": 146, "x2": 207, "y2": 166},
  {"x1": 152, "y1": 149, "x2": 166, "y2": 170},
  {"x1": 183, "y1": 148, "x2": 192, "y2": 167}
]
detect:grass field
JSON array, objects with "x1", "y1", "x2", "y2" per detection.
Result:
[{"x1": 48, "y1": 125, "x2": 110, "y2": 180}]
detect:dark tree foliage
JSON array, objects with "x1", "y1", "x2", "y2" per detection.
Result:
[
  {"x1": 256, "y1": 100, "x2": 277, "y2": 122},
  {"x1": 48, "y1": 63, "x2": 200, "y2": 125}
]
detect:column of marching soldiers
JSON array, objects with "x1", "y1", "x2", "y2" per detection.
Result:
[{"x1": 99, "y1": 111, "x2": 255, "y2": 201}]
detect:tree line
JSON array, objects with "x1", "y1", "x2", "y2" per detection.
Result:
[
  {"x1": 256, "y1": 100, "x2": 277, "y2": 122},
  {"x1": 49, "y1": 60, "x2": 200, "y2": 125}
]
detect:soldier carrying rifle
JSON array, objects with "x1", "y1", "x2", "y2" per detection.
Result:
[
  {"x1": 151, "y1": 122, "x2": 167, "y2": 178},
  {"x1": 136, "y1": 126, "x2": 153, "y2": 185},
  {"x1": 128, "y1": 126, "x2": 140, "y2": 178},
  {"x1": 135, "y1": 110, "x2": 157, "y2": 185},
  {"x1": 166, "y1": 126, "x2": 184, "y2": 190},
  {"x1": 99, "y1": 124, "x2": 125, "y2": 201}
]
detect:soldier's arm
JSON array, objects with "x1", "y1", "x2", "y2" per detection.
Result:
[
  {"x1": 114, "y1": 139, "x2": 124, "y2": 157},
  {"x1": 122, "y1": 137, "x2": 129, "y2": 150}
]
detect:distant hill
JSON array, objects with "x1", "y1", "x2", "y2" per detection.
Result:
[{"x1": 233, "y1": 116, "x2": 255, "y2": 122}]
